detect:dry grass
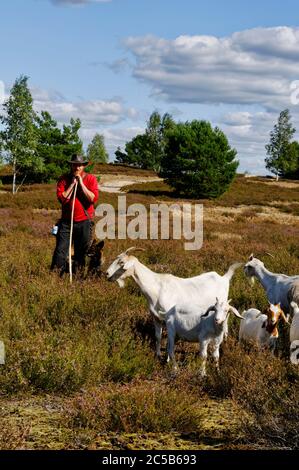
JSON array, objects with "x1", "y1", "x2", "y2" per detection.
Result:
[
  {"x1": 66, "y1": 380, "x2": 203, "y2": 434},
  {"x1": 0, "y1": 175, "x2": 299, "y2": 449},
  {"x1": 204, "y1": 338, "x2": 299, "y2": 449}
]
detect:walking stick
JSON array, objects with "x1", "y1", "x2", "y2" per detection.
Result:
[{"x1": 69, "y1": 180, "x2": 78, "y2": 284}]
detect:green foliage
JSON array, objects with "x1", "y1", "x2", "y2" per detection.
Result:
[
  {"x1": 86, "y1": 133, "x2": 108, "y2": 164},
  {"x1": 283, "y1": 141, "x2": 299, "y2": 179},
  {"x1": 0, "y1": 76, "x2": 83, "y2": 187},
  {"x1": 160, "y1": 120, "x2": 238, "y2": 199},
  {"x1": 265, "y1": 109, "x2": 297, "y2": 178},
  {"x1": 35, "y1": 111, "x2": 83, "y2": 182},
  {"x1": 115, "y1": 111, "x2": 175, "y2": 171},
  {"x1": 0, "y1": 75, "x2": 43, "y2": 192}
]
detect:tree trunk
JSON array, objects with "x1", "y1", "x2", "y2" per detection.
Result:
[{"x1": 12, "y1": 158, "x2": 17, "y2": 194}]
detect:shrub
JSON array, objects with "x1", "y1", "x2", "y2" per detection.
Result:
[
  {"x1": 204, "y1": 338, "x2": 299, "y2": 449},
  {"x1": 160, "y1": 120, "x2": 238, "y2": 198},
  {"x1": 66, "y1": 381, "x2": 203, "y2": 433}
]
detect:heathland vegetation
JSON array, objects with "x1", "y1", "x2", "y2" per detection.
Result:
[
  {"x1": 0, "y1": 75, "x2": 299, "y2": 450},
  {"x1": 0, "y1": 171, "x2": 298, "y2": 449}
]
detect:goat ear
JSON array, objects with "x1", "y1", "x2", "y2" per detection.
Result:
[
  {"x1": 122, "y1": 258, "x2": 135, "y2": 271},
  {"x1": 229, "y1": 306, "x2": 244, "y2": 319},
  {"x1": 249, "y1": 253, "x2": 254, "y2": 261}
]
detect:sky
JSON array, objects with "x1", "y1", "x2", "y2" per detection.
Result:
[{"x1": 1, "y1": 0, "x2": 299, "y2": 174}]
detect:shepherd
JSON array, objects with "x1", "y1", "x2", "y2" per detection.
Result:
[{"x1": 50, "y1": 154, "x2": 99, "y2": 278}]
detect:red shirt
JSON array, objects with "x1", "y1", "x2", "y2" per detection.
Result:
[{"x1": 57, "y1": 173, "x2": 99, "y2": 222}]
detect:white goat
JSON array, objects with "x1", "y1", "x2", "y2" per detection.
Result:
[
  {"x1": 290, "y1": 301, "x2": 299, "y2": 365},
  {"x1": 106, "y1": 247, "x2": 242, "y2": 358},
  {"x1": 166, "y1": 298, "x2": 243, "y2": 376},
  {"x1": 244, "y1": 254, "x2": 299, "y2": 314},
  {"x1": 239, "y1": 303, "x2": 288, "y2": 351}
]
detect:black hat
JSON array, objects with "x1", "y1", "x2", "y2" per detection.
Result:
[{"x1": 68, "y1": 154, "x2": 89, "y2": 165}]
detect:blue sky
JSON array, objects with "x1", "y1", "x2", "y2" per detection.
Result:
[{"x1": 1, "y1": 0, "x2": 299, "y2": 173}]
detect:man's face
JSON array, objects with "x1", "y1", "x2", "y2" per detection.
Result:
[{"x1": 71, "y1": 163, "x2": 84, "y2": 176}]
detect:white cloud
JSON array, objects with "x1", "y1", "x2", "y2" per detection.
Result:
[
  {"x1": 216, "y1": 109, "x2": 299, "y2": 174},
  {"x1": 28, "y1": 86, "x2": 141, "y2": 161},
  {"x1": 32, "y1": 87, "x2": 138, "y2": 125},
  {"x1": 123, "y1": 27, "x2": 299, "y2": 111},
  {"x1": 80, "y1": 126, "x2": 144, "y2": 156},
  {"x1": 106, "y1": 58, "x2": 131, "y2": 74}
]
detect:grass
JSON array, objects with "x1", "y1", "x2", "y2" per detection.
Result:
[
  {"x1": 0, "y1": 174, "x2": 299, "y2": 449},
  {"x1": 66, "y1": 380, "x2": 203, "y2": 434}
]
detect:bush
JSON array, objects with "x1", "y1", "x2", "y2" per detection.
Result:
[
  {"x1": 160, "y1": 120, "x2": 238, "y2": 198},
  {"x1": 66, "y1": 381, "x2": 203, "y2": 433},
  {"x1": 204, "y1": 338, "x2": 299, "y2": 449}
]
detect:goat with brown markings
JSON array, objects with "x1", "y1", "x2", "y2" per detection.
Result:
[{"x1": 239, "y1": 303, "x2": 288, "y2": 352}]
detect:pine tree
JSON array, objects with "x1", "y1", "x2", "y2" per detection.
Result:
[
  {"x1": 160, "y1": 120, "x2": 238, "y2": 199},
  {"x1": 265, "y1": 109, "x2": 296, "y2": 180},
  {"x1": 0, "y1": 75, "x2": 43, "y2": 193}
]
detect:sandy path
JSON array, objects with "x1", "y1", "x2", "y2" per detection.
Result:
[{"x1": 98, "y1": 175, "x2": 162, "y2": 193}]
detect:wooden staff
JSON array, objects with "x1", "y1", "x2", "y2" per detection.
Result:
[{"x1": 69, "y1": 180, "x2": 78, "y2": 284}]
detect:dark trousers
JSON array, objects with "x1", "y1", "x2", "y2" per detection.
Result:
[{"x1": 51, "y1": 219, "x2": 92, "y2": 274}]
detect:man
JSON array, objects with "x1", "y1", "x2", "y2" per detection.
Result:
[{"x1": 51, "y1": 154, "x2": 99, "y2": 275}]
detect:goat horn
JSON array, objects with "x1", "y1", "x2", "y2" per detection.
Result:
[
  {"x1": 124, "y1": 247, "x2": 146, "y2": 254},
  {"x1": 228, "y1": 306, "x2": 244, "y2": 319}
]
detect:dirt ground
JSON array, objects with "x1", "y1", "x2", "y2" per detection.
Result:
[
  {"x1": 0, "y1": 395, "x2": 242, "y2": 450},
  {"x1": 99, "y1": 175, "x2": 162, "y2": 193}
]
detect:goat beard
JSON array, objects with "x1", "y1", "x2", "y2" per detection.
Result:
[
  {"x1": 249, "y1": 276, "x2": 255, "y2": 286},
  {"x1": 116, "y1": 278, "x2": 125, "y2": 288}
]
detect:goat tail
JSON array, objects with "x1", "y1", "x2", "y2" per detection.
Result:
[{"x1": 224, "y1": 262, "x2": 243, "y2": 281}]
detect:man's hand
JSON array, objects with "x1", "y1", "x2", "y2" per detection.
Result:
[
  {"x1": 78, "y1": 176, "x2": 95, "y2": 202},
  {"x1": 76, "y1": 175, "x2": 83, "y2": 186},
  {"x1": 62, "y1": 177, "x2": 78, "y2": 199}
]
